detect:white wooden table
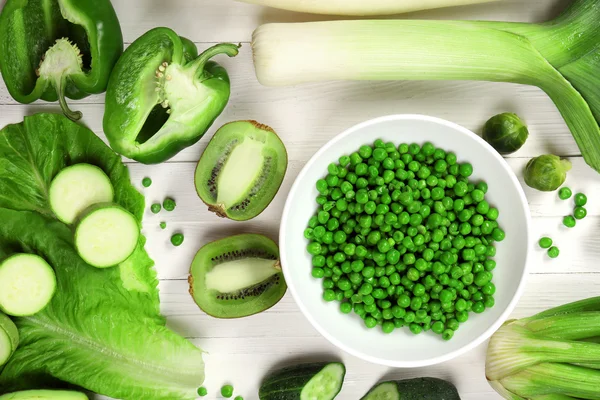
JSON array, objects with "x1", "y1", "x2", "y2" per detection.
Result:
[{"x1": 1, "y1": 0, "x2": 599, "y2": 399}]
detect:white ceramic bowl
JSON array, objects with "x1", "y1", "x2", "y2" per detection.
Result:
[{"x1": 280, "y1": 115, "x2": 531, "y2": 368}]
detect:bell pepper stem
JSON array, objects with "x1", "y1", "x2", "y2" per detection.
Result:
[
  {"x1": 54, "y1": 74, "x2": 82, "y2": 121},
  {"x1": 185, "y1": 43, "x2": 241, "y2": 76}
]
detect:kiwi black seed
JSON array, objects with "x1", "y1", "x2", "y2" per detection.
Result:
[
  {"x1": 188, "y1": 233, "x2": 287, "y2": 318},
  {"x1": 194, "y1": 120, "x2": 287, "y2": 221}
]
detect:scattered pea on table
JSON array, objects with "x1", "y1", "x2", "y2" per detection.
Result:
[
  {"x1": 221, "y1": 385, "x2": 234, "y2": 398},
  {"x1": 150, "y1": 203, "x2": 161, "y2": 214},
  {"x1": 563, "y1": 215, "x2": 576, "y2": 228},
  {"x1": 197, "y1": 387, "x2": 208, "y2": 396},
  {"x1": 574, "y1": 193, "x2": 588, "y2": 207},
  {"x1": 159, "y1": 221, "x2": 167, "y2": 229},
  {"x1": 142, "y1": 177, "x2": 152, "y2": 187},
  {"x1": 538, "y1": 237, "x2": 553, "y2": 249},
  {"x1": 574, "y1": 206, "x2": 587, "y2": 220},
  {"x1": 548, "y1": 246, "x2": 560, "y2": 259},
  {"x1": 163, "y1": 197, "x2": 176, "y2": 211},
  {"x1": 558, "y1": 187, "x2": 572, "y2": 200},
  {"x1": 171, "y1": 233, "x2": 184, "y2": 246}
]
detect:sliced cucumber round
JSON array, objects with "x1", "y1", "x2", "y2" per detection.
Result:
[
  {"x1": 0, "y1": 390, "x2": 88, "y2": 400},
  {"x1": 0, "y1": 254, "x2": 57, "y2": 317},
  {"x1": 259, "y1": 362, "x2": 346, "y2": 400},
  {"x1": 74, "y1": 204, "x2": 140, "y2": 268},
  {"x1": 49, "y1": 163, "x2": 114, "y2": 224},
  {"x1": 0, "y1": 312, "x2": 19, "y2": 366}
]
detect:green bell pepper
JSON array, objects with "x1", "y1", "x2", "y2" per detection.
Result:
[
  {"x1": 0, "y1": 0, "x2": 123, "y2": 121},
  {"x1": 103, "y1": 27, "x2": 240, "y2": 164}
]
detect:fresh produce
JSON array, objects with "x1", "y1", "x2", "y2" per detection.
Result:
[
  {"x1": 221, "y1": 385, "x2": 234, "y2": 398},
  {"x1": 259, "y1": 362, "x2": 346, "y2": 400},
  {"x1": 0, "y1": 312, "x2": 18, "y2": 366},
  {"x1": 252, "y1": 0, "x2": 600, "y2": 172},
  {"x1": 171, "y1": 233, "x2": 185, "y2": 247},
  {"x1": 575, "y1": 193, "x2": 588, "y2": 206},
  {"x1": 189, "y1": 234, "x2": 287, "y2": 318},
  {"x1": 151, "y1": 203, "x2": 161, "y2": 214},
  {"x1": 559, "y1": 187, "x2": 573, "y2": 200},
  {"x1": 563, "y1": 215, "x2": 576, "y2": 228},
  {"x1": 305, "y1": 140, "x2": 503, "y2": 339},
  {"x1": 103, "y1": 27, "x2": 240, "y2": 164},
  {"x1": 198, "y1": 387, "x2": 208, "y2": 396},
  {"x1": 360, "y1": 378, "x2": 461, "y2": 400},
  {"x1": 194, "y1": 120, "x2": 288, "y2": 221},
  {"x1": 0, "y1": 391, "x2": 88, "y2": 400},
  {"x1": 163, "y1": 198, "x2": 176, "y2": 212},
  {"x1": 0, "y1": 254, "x2": 57, "y2": 316},
  {"x1": 160, "y1": 222, "x2": 167, "y2": 229},
  {"x1": 574, "y1": 206, "x2": 587, "y2": 220},
  {"x1": 482, "y1": 113, "x2": 529, "y2": 155},
  {"x1": 524, "y1": 155, "x2": 572, "y2": 192},
  {"x1": 0, "y1": 0, "x2": 123, "y2": 121},
  {"x1": 49, "y1": 164, "x2": 115, "y2": 224},
  {"x1": 0, "y1": 114, "x2": 205, "y2": 400},
  {"x1": 74, "y1": 205, "x2": 140, "y2": 268},
  {"x1": 238, "y1": 0, "x2": 496, "y2": 16},
  {"x1": 538, "y1": 237, "x2": 552, "y2": 249},
  {"x1": 486, "y1": 296, "x2": 600, "y2": 399},
  {"x1": 548, "y1": 246, "x2": 560, "y2": 258},
  {"x1": 142, "y1": 178, "x2": 152, "y2": 188}
]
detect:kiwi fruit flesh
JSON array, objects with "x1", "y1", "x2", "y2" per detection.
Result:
[
  {"x1": 194, "y1": 120, "x2": 287, "y2": 221},
  {"x1": 189, "y1": 233, "x2": 287, "y2": 318}
]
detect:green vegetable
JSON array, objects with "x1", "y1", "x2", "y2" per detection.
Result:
[
  {"x1": 0, "y1": 254, "x2": 56, "y2": 316},
  {"x1": 74, "y1": 205, "x2": 141, "y2": 268},
  {"x1": 163, "y1": 198, "x2": 176, "y2": 212},
  {"x1": 142, "y1": 177, "x2": 152, "y2": 187},
  {"x1": 171, "y1": 233, "x2": 185, "y2": 247},
  {"x1": 563, "y1": 215, "x2": 576, "y2": 228},
  {"x1": 194, "y1": 121, "x2": 288, "y2": 221},
  {"x1": 538, "y1": 237, "x2": 553, "y2": 249},
  {"x1": 104, "y1": 27, "x2": 240, "y2": 164},
  {"x1": 49, "y1": 164, "x2": 115, "y2": 225},
  {"x1": 259, "y1": 362, "x2": 346, "y2": 400},
  {"x1": 238, "y1": 0, "x2": 496, "y2": 16},
  {"x1": 482, "y1": 113, "x2": 529, "y2": 155},
  {"x1": 189, "y1": 234, "x2": 286, "y2": 318},
  {"x1": 0, "y1": 312, "x2": 18, "y2": 367},
  {"x1": 574, "y1": 206, "x2": 587, "y2": 220},
  {"x1": 0, "y1": 0, "x2": 123, "y2": 121},
  {"x1": 198, "y1": 387, "x2": 208, "y2": 397},
  {"x1": 548, "y1": 246, "x2": 560, "y2": 258},
  {"x1": 575, "y1": 193, "x2": 588, "y2": 207},
  {"x1": 305, "y1": 140, "x2": 503, "y2": 338},
  {"x1": 221, "y1": 385, "x2": 234, "y2": 398},
  {"x1": 235, "y1": 396, "x2": 244, "y2": 400},
  {"x1": 524, "y1": 155, "x2": 572, "y2": 192},
  {"x1": 252, "y1": 0, "x2": 600, "y2": 172},
  {"x1": 486, "y1": 297, "x2": 600, "y2": 399},
  {"x1": 151, "y1": 203, "x2": 162, "y2": 214},
  {"x1": 0, "y1": 390, "x2": 88, "y2": 400},
  {"x1": 360, "y1": 378, "x2": 461, "y2": 400},
  {"x1": 160, "y1": 221, "x2": 167, "y2": 229},
  {"x1": 559, "y1": 187, "x2": 573, "y2": 200},
  {"x1": 0, "y1": 113, "x2": 205, "y2": 399}
]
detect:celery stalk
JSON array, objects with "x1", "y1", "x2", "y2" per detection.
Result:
[
  {"x1": 524, "y1": 312, "x2": 600, "y2": 340},
  {"x1": 252, "y1": 0, "x2": 600, "y2": 173}
]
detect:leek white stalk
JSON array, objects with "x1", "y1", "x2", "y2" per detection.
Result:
[
  {"x1": 486, "y1": 297, "x2": 600, "y2": 400},
  {"x1": 251, "y1": 0, "x2": 600, "y2": 173},
  {"x1": 237, "y1": 0, "x2": 497, "y2": 16}
]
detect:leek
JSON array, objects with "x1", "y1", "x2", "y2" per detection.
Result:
[
  {"x1": 251, "y1": 0, "x2": 600, "y2": 173},
  {"x1": 237, "y1": 0, "x2": 497, "y2": 16},
  {"x1": 486, "y1": 297, "x2": 600, "y2": 400}
]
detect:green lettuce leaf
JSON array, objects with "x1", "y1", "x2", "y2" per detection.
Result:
[{"x1": 0, "y1": 114, "x2": 204, "y2": 399}]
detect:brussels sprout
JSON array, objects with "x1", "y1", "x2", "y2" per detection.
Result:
[
  {"x1": 524, "y1": 155, "x2": 572, "y2": 192},
  {"x1": 483, "y1": 113, "x2": 529, "y2": 155}
]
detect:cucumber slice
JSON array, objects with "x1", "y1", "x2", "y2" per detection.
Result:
[
  {"x1": 49, "y1": 163, "x2": 114, "y2": 224},
  {"x1": 0, "y1": 312, "x2": 19, "y2": 366},
  {"x1": 0, "y1": 254, "x2": 57, "y2": 317},
  {"x1": 360, "y1": 382, "x2": 400, "y2": 400},
  {"x1": 0, "y1": 390, "x2": 88, "y2": 400},
  {"x1": 361, "y1": 378, "x2": 461, "y2": 400},
  {"x1": 74, "y1": 205, "x2": 140, "y2": 268},
  {"x1": 259, "y1": 362, "x2": 346, "y2": 400}
]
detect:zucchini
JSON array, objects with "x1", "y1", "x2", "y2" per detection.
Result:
[
  {"x1": 74, "y1": 204, "x2": 140, "y2": 268},
  {"x1": 0, "y1": 390, "x2": 88, "y2": 400},
  {"x1": 259, "y1": 362, "x2": 346, "y2": 400},
  {"x1": 0, "y1": 254, "x2": 57, "y2": 316},
  {"x1": 361, "y1": 378, "x2": 461, "y2": 400},
  {"x1": 0, "y1": 312, "x2": 19, "y2": 366},
  {"x1": 49, "y1": 163, "x2": 114, "y2": 225}
]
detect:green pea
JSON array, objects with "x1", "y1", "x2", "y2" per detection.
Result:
[
  {"x1": 198, "y1": 387, "x2": 208, "y2": 396},
  {"x1": 171, "y1": 233, "x2": 184, "y2": 247},
  {"x1": 142, "y1": 177, "x2": 152, "y2": 187},
  {"x1": 563, "y1": 215, "x2": 576, "y2": 228},
  {"x1": 492, "y1": 228, "x2": 506, "y2": 241},
  {"x1": 151, "y1": 203, "x2": 161, "y2": 214},
  {"x1": 548, "y1": 246, "x2": 560, "y2": 258},
  {"x1": 539, "y1": 237, "x2": 553, "y2": 249},
  {"x1": 221, "y1": 386, "x2": 234, "y2": 398},
  {"x1": 574, "y1": 193, "x2": 587, "y2": 206},
  {"x1": 574, "y1": 206, "x2": 587, "y2": 220},
  {"x1": 459, "y1": 163, "x2": 473, "y2": 177},
  {"x1": 558, "y1": 187, "x2": 572, "y2": 200}
]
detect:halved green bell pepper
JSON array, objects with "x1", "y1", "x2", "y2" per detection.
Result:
[
  {"x1": 103, "y1": 27, "x2": 240, "y2": 164},
  {"x1": 0, "y1": 0, "x2": 123, "y2": 121}
]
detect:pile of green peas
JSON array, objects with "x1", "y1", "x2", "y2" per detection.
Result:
[{"x1": 304, "y1": 140, "x2": 505, "y2": 340}]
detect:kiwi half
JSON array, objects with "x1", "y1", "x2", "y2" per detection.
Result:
[
  {"x1": 189, "y1": 233, "x2": 287, "y2": 318},
  {"x1": 194, "y1": 120, "x2": 287, "y2": 221}
]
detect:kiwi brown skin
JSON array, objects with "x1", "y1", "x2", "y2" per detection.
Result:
[
  {"x1": 188, "y1": 233, "x2": 287, "y2": 319},
  {"x1": 194, "y1": 120, "x2": 288, "y2": 221}
]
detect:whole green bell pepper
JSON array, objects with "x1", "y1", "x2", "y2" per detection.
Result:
[
  {"x1": 103, "y1": 27, "x2": 240, "y2": 164},
  {"x1": 0, "y1": 0, "x2": 123, "y2": 121}
]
